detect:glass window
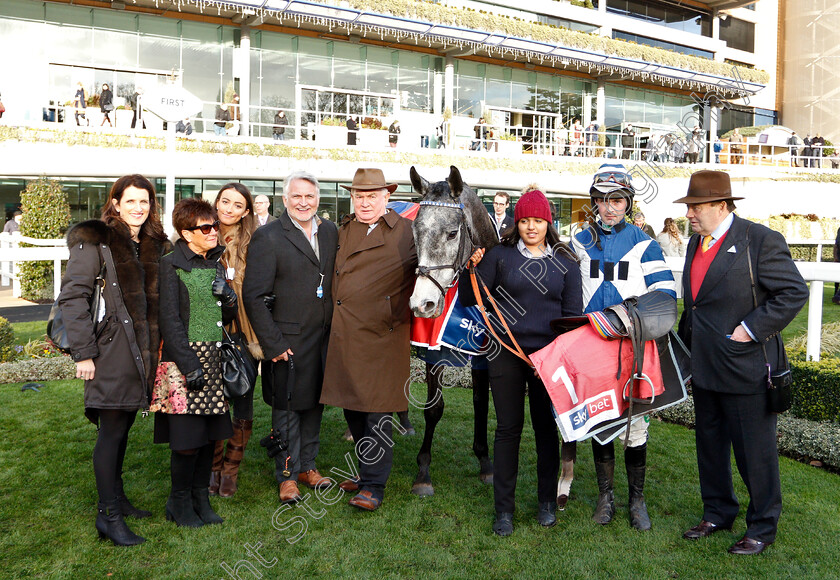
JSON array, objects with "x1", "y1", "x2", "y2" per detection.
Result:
[
  {"x1": 0, "y1": 0, "x2": 44, "y2": 20},
  {"x1": 45, "y1": 3, "x2": 91, "y2": 27},
  {"x1": 93, "y1": 8, "x2": 136, "y2": 33},
  {"x1": 139, "y1": 15, "x2": 180, "y2": 71},
  {"x1": 455, "y1": 61, "x2": 484, "y2": 118},
  {"x1": 333, "y1": 48, "x2": 365, "y2": 91},
  {"x1": 719, "y1": 17, "x2": 755, "y2": 53},
  {"x1": 366, "y1": 46, "x2": 395, "y2": 94},
  {"x1": 181, "y1": 22, "x2": 222, "y2": 106},
  {"x1": 93, "y1": 28, "x2": 138, "y2": 68},
  {"x1": 510, "y1": 69, "x2": 533, "y2": 111},
  {"x1": 398, "y1": 52, "x2": 430, "y2": 112},
  {"x1": 484, "y1": 65, "x2": 509, "y2": 108}
]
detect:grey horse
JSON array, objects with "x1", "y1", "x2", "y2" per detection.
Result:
[{"x1": 407, "y1": 165, "x2": 499, "y2": 496}]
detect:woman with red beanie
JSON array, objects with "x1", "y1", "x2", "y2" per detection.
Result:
[{"x1": 459, "y1": 189, "x2": 582, "y2": 537}]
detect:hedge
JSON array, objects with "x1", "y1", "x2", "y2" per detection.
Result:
[
  {"x1": 0, "y1": 317, "x2": 15, "y2": 363},
  {"x1": 0, "y1": 356, "x2": 76, "y2": 384},
  {"x1": 790, "y1": 357, "x2": 840, "y2": 424}
]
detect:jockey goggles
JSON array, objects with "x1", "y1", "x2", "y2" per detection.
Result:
[{"x1": 590, "y1": 164, "x2": 635, "y2": 199}]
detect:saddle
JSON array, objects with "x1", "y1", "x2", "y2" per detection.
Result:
[{"x1": 551, "y1": 291, "x2": 677, "y2": 446}]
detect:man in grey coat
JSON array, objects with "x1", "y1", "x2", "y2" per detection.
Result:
[{"x1": 243, "y1": 171, "x2": 339, "y2": 504}]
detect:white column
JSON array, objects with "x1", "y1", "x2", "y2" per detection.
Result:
[
  {"x1": 444, "y1": 55, "x2": 454, "y2": 114},
  {"x1": 164, "y1": 122, "x2": 176, "y2": 237},
  {"x1": 240, "y1": 26, "x2": 252, "y2": 137},
  {"x1": 806, "y1": 281, "x2": 823, "y2": 361},
  {"x1": 596, "y1": 78, "x2": 605, "y2": 127}
]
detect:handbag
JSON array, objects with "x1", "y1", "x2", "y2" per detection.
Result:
[
  {"x1": 103, "y1": 103, "x2": 114, "y2": 112},
  {"x1": 745, "y1": 228, "x2": 793, "y2": 413},
  {"x1": 219, "y1": 323, "x2": 257, "y2": 399},
  {"x1": 48, "y1": 255, "x2": 107, "y2": 354}
]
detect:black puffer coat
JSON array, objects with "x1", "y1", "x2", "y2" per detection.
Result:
[{"x1": 58, "y1": 219, "x2": 166, "y2": 421}]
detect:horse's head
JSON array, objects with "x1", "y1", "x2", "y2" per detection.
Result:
[{"x1": 409, "y1": 165, "x2": 474, "y2": 318}]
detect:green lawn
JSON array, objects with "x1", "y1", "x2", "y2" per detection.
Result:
[
  {"x1": 1, "y1": 380, "x2": 839, "y2": 578},
  {"x1": 9, "y1": 319, "x2": 48, "y2": 344}
]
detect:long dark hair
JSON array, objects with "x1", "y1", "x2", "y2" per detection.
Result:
[
  {"x1": 214, "y1": 182, "x2": 256, "y2": 268},
  {"x1": 501, "y1": 218, "x2": 578, "y2": 262},
  {"x1": 101, "y1": 174, "x2": 166, "y2": 240}
]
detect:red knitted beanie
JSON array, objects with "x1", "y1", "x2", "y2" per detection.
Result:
[{"x1": 514, "y1": 190, "x2": 552, "y2": 222}]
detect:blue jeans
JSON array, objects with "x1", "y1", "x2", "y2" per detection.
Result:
[
  {"x1": 214, "y1": 125, "x2": 226, "y2": 136},
  {"x1": 273, "y1": 133, "x2": 285, "y2": 141}
]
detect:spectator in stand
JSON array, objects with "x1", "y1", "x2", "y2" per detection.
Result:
[
  {"x1": 802, "y1": 134, "x2": 813, "y2": 168},
  {"x1": 129, "y1": 87, "x2": 145, "y2": 130},
  {"x1": 584, "y1": 122, "x2": 598, "y2": 157},
  {"x1": 74, "y1": 81, "x2": 88, "y2": 126},
  {"x1": 229, "y1": 94, "x2": 241, "y2": 136},
  {"x1": 787, "y1": 132, "x2": 800, "y2": 167},
  {"x1": 175, "y1": 118, "x2": 193, "y2": 136},
  {"x1": 388, "y1": 119, "x2": 400, "y2": 148},
  {"x1": 471, "y1": 118, "x2": 486, "y2": 151},
  {"x1": 554, "y1": 120, "x2": 567, "y2": 156},
  {"x1": 812, "y1": 133, "x2": 825, "y2": 168},
  {"x1": 828, "y1": 151, "x2": 840, "y2": 169},
  {"x1": 346, "y1": 115, "x2": 358, "y2": 146},
  {"x1": 713, "y1": 137, "x2": 723, "y2": 164},
  {"x1": 273, "y1": 110, "x2": 288, "y2": 141},
  {"x1": 729, "y1": 128, "x2": 745, "y2": 165},
  {"x1": 215, "y1": 104, "x2": 230, "y2": 137},
  {"x1": 99, "y1": 84, "x2": 114, "y2": 127},
  {"x1": 570, "y1": 118, "x2": 583, "y2": 156},
  {"x1": 436, "y1": 118, "x2": 447, "y2": 149},
  {"x1": 621, "y1": 124, "x2": 635, "y2": 160},
  {"x1": 686, "y1": 127, "x2": 703, "y2": 164},
  {"x1": 3, "y1": 209, "x2": 22, "y2": 234}
]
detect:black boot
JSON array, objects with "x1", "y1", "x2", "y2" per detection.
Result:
[
  {"x1": 493, "y1": 512, "x2": 514, "y2": 537},
  {"x1": 115, "y1": 478, "x2": 152, "y2": 519},
  {"x1": 592, "y1": 440, "x2": 615, "y2": 525},
  {"x1": 95, "y1": 501, "x2": 146, "y2": 546},
  {"x1": 165, "y1": 451, "x2": 204, "y2": 528},
  {"x1": 625, "y1": 443, "x2": 652, "y2": 531},
  {"x1": 193, "y1": 444, "x2": 224, "y2": 525},
  {"x1": 537, "y1": 502, "x2": 557, "y2": 527}
]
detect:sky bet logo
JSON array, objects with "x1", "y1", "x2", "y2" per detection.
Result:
[
  {"x1": 458, "y1": 318, "x2": 486, "y2": 338},
  {"x1": 557, "y1": 390, "x2": 620, "y2": 441}
]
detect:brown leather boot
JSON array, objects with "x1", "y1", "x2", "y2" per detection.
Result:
[
  {"x1": 219, "y1": 418, "x2": 253, "y2": 497},
  {"x1": 208, "y1": 440, "x2": 225, "y2": 496}
]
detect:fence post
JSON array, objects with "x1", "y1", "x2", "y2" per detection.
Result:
[
  {"x1": 54, "y1": 258, "x2": 62, "y2": 300},
  {"x1": 806, "y1": 281, "x2": 823, "y2": 361}
]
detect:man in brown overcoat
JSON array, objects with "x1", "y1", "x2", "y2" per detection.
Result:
[{"x1": 320, "y1": 168, "x2": 417, "y2": 511}]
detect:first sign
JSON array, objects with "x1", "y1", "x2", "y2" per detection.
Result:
[{"x1": 143, "y1": 85, "x2": 203, "y2": 122}]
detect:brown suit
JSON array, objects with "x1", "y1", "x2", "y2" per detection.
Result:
[{"x1": 320, "y1": 210, "x2": 417, "y2": 413}]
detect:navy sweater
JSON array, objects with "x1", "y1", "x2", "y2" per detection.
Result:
[{"x1": 459, "y1": 244, "x2": 582, "y2": 353}]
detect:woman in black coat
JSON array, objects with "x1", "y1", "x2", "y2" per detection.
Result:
[
  {"x1": 459, "y1": 190, "x2": 582, "y2": 537},
  {"x1": 99, "y1": 84, "x2": 113, "y2": 127},
  {"x1": 58, "y1": 174, "x2": 168, "y2": 546},
  {"x1": 151, "y1": 198, "x2": 237, "y2": 528}
]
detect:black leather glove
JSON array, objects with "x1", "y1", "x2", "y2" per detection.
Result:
[
  {"x1": 263, "y1": 293, "x2": 276, "y2": 312},
  {"x1": 184, "y1": 369, "x2": 206, "y2": 391},
  {"x1": 212, "y1": 275, "x2": 238, "y2": 308}
]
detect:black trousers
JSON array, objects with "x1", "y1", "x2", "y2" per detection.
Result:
[
  {"x1": 489, "y1": 348, "x2": 559, "y2": 514},
  {"x1": 693, "y1": 387, "x2": 781, "y2": 543},
  {"x1": 343, "y1": 409, "x2": 395, "y2": 501},
  {"x1": 272, "y1": 405, "x2": 324, "y2": 483}
]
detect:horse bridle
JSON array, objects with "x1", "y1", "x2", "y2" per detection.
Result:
[{"x1": 415, "y1": 200, "x2": 476, "y2": 297}]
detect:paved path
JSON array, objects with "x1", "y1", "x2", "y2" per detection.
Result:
[{"x1": 0, "y1": 287, "x2": 51, "y2": 323}]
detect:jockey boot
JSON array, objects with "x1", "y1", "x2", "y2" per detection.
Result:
[
  {"x1": 219, "y1": 418, "x2": 253, "y2": 497},
  {"x1": 592, "y1": 440, "x2": 615, "y2": 525},
  {"x1": 95, "y1": 501, "x2": 145, "y2": 546},
  {"x1": 625, "y1": 443, "x2": 651, "y2": 531},
  {"x1": 208, "y1": 439, "x2": 225, "y2": 495}
]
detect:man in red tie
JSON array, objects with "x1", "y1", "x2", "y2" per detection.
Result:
[{"x1": 675, "y1": 171, "x2": 808, "y2": 555}]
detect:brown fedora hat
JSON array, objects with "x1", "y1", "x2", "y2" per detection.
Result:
[
  {"x1": 674, "y1": 170, "x2": 744, "y2": 204},
  {"x1": 341, "y1": 168, "x2": 398, "y2": 193}
]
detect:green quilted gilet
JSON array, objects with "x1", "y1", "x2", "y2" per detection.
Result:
[{"x1": 177, "y1": 268, "x2": 223, "y2": 342}]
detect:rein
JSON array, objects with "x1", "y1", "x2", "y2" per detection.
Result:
[
  {"x1": 468, "y1": 264, "x2": 534, "y2": 369},
  {"x1": 415, "y1": 200, "x2": 475, "y2": 297}
]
